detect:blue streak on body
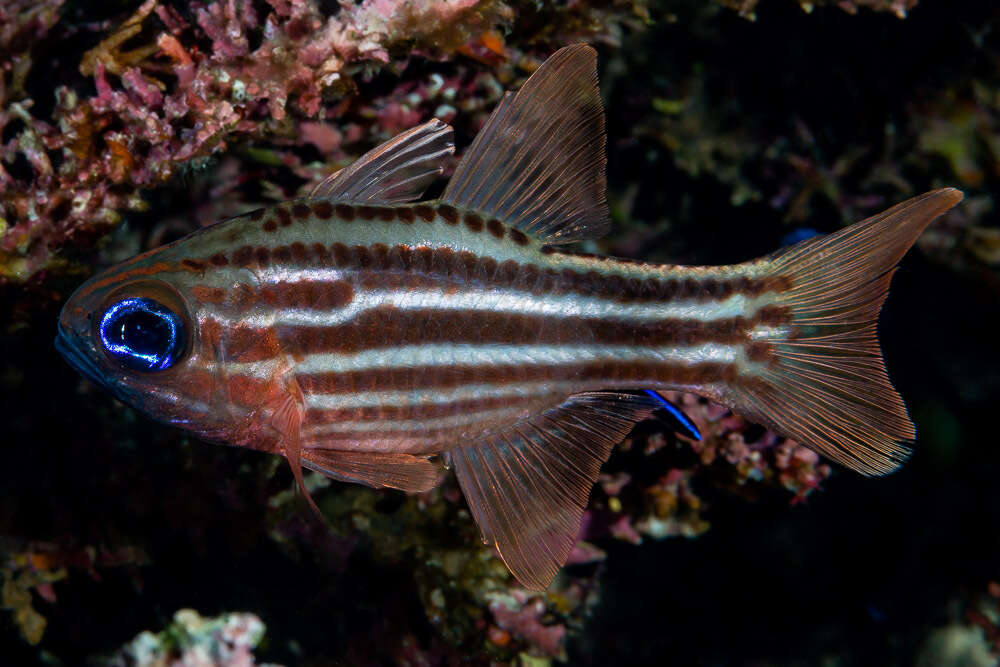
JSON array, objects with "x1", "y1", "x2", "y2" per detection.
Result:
[{"x1": 643, "y1": 390, "x2": 701, "y2": 441}]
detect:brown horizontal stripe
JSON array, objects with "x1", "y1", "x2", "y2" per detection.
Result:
[
  {"x1": 75, "y1": 260, "x2": 190, "y2": 300},
  {"x1": 335, "y1": 203, "x2": 355, "y2": 220},
  {"x1": 191, "y1": 286, "x2": 227, "y2": 304},
  {"x1": 271, "y1": 306, "x2": 788, "y2": 357},
  {"x1": 257, "y1": 280, "x2": 354, "y2": 309},
  {"x1": 278, "y1": 201, "x2": 508, "y2": 240},
  {"x1": 181, "y1": 258, "x2": 207, "y2": 272},
  {"x1": 296, "y1": 360, "x2": 736, "y2": 395},
  {"x1": 301, "y1": 424, "x2": 504, "y2": 449},
  {"x1": 464, "y1": 211, "x2": 484, "y2": 232},
  {"x1": 301, "y1": 406, "x2": 543, "y2": 444},
  {"x1": 414, "y1": 204, "x2": 435, "y2": 222},
  {"x1": 487, "y1": 218, "x2": 505, "y2": 239},
  {"x1": 313, "y1": 200, "x2": 334, "y2": 219},
  {"x1": 438, "y1": 204, "x2": 459, "y2": 224},
  {"x1": 228, "y1": 324, "x2": 284, "y2": 364},
  {"x1": 275, "y1": 206, "x2": 292, "y2": 226},
  {"x1": 303, "y1": 423, "x2": 509, "y2": 442},
  {"x1": 509, "y1": 228, "x2": 530, "y2": 246},
  {"x1": 198, "y1": 313, "x2": 285, "y2": 365},
  {"x1": 177, "y1": 367, "x2": 275, "y2": 409},
  {"x1": 193, "y1": 241, "x2": 779, "y2": 305}
]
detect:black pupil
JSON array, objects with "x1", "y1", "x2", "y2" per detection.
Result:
[
  {"x1": 100, "y1": 297, "x2": 185, "y2": 372},
  {"x1": 117, "y1": 311, "x2": 170, "y2": 355}
]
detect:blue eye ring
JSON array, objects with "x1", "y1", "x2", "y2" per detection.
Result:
[{"x1": 99, "y1": 297, "x2": 187, "y2": 372}]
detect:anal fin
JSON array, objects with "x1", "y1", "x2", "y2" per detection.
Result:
[
  {"x1": 302, "y1": 449, "x2": 439, "y2": 493},
  {"x1": 447, "y1": 391, "x2": 661, "y2": 590}
]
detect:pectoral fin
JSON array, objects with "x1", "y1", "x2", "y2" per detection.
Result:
[
  {"x1": 270, "y1": 380, "x2": 323, "y2": 516},
  {"x1": 447, "y1": 391, "x2": 662, "y2": 590},
  {"x1": 302, "y1": 449, "x2": 439, "y2": 493}
]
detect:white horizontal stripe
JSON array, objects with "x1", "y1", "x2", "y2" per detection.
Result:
[
  {"x1": 219, "y1": 343, "x2": 750, "y2": 382},
  {"x1": 218, "y1": 343, "x2": 740, "y2": 381},
  {"x1": 290, "y1": 342, "x2": 738, "y2": 375},
  {"x1": 204, "y1": 283, "x2": 770, "y2": 327},
  {"x1": 749, "y1": 324, "x2": 793, "y2": 341}
]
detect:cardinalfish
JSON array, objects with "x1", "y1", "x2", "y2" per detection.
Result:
[{"x1": 56, "y1": 45, "x2": 962, "y2": 589}]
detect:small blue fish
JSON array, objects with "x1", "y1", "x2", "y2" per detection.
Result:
[{"x1": 642, "y1": 390, "x2": 702, "y2": 441}]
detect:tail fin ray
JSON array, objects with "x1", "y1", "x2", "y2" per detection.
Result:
[{"x1": 726, "y1": 188, "x2": 962, "y2": 475}]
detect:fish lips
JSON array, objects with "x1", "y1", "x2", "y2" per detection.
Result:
[{"x1": 54, "y1": 321, "x2": 117, "y2": 397}]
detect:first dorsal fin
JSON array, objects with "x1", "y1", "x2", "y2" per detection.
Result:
[
  {"x1": 310, "y1": 119, "x2": 454, "y2": 203},
  {"x1": 440, "y1": 44, "x2": 611, "y2": 244},
  {"x1": 447, "y1": 391, "x2": 661, "y2": 590}
]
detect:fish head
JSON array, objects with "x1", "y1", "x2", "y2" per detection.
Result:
[{"x1": 56, "y1": 245, "x2": 241, "y2": 441}]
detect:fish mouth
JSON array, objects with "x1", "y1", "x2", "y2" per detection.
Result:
[{"x1": 55, "y1": 323, "x2": 111, "y2": 393}]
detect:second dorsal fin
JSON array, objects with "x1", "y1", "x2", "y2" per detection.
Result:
[
  {"x1": 440, "y1": 44, "x2": 611, "y2": 244},
  {"x1": 310, "y1": 119, "x2": 455, "y2": 203}
]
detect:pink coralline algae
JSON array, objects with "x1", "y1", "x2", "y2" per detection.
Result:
[
  {"x1": 0, "y1": 0, "x2": 652, "y2": 285},
  {"x1": 579, "y1": 392, "x2": 830, "y2": 549},
  {"x1": 487, "y1": 590, "x2": 567, "y2": 659},
  {"x1": 0, "y1": 0, "x2": 518, "y2": 283}
]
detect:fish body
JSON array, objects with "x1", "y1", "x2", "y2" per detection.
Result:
[
  {"x1": 57, "y1": 45, "x2": 962, "y2": 589},
  {"x1": 64, "y1": 198, "x2": 763, "y2": 452}
]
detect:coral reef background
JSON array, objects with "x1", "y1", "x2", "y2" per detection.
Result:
[{"x1": 2, "y1": 0, "x2": 1000, "y2": 664}]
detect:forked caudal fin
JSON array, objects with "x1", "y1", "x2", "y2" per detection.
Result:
[{"x1": 723, "y1": 188, "x2": 963, "y2": 476}]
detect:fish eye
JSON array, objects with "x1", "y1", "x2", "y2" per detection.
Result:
[{"x1": 99, "y1": 297, "x2": 187, "y2": 372}]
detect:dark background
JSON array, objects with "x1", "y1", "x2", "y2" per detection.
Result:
[{"x1": 3, "y1": 0, "x2": 999, "y2": 664}]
